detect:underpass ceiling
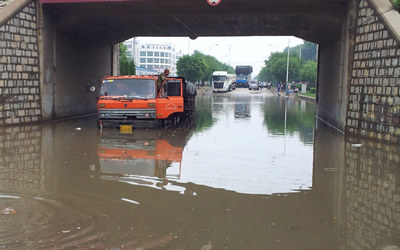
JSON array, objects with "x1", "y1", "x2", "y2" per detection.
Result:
[{"x1": 41, "y1": 0, "x2": 348, "y2": 45}]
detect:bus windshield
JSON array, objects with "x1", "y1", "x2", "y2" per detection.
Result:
[
  {"x1": 237, "y1": 75, "x2": 246, "y2": 80},
  {"x1": 100, "y1": 79, "x2": 156, "y2": 99}
]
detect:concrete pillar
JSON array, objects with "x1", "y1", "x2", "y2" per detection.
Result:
[
  {"x1": 38, "y1": 4, "x2": 113, "y2": 120},
  {"x1": 113, "y1": 44, "x2": 120, "y2": 76},
  {"x1": 316, "y1": 0, "x2": 359, "y2": 133}
]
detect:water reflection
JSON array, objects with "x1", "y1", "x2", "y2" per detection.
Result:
[
  {"x1": 342, "y1": 135, "x2": 400, "y2": 249},
  {"x1": 98, "y1": 124, "x2": 194, "y2": 192},
  {"x1": 194, "y1": 94, "x2": 213, "y2": 132},
  {"x1": 234, "y1": 96, "x2": 251, "y2": 119},
  {"x1": 183, "y1": 93, "x2": 314, "y2": 194},
  {"x1": 263, "y1": 97, "x2": 315, "y2": 144},
  {"x1": 0, "y1": 92, "x2": 399, "y2": 249}
]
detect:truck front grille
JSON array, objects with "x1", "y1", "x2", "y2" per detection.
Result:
[{"x1": 99, "y1": 109, "x2": 156, "y2": 120}]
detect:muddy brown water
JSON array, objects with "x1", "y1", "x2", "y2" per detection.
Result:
[{"x1": 0, "y1": 88, "x2": 398, "y2": 249}]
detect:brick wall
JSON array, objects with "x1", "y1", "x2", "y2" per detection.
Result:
[
  {"x1": 0, "y1": 1, "x2": 41, "y2": 125},
  {"x1": 347, "y1": 0, "x2": 400, "y2": 144}
]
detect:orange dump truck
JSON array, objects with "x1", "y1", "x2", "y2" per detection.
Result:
[{"x1": 89, "y1": 75, "x2": 196, "y2": 128}]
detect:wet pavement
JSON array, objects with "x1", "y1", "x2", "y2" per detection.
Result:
[{"x1": 0, "y1": 88, "x2": 399, "y2": 249}]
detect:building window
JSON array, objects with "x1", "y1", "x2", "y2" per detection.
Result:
[
  {"x1": 154, "y1": 52, "x2": 159, "y2": 57},
  {"x1": 147, "y1": 51, "x2": 153, "y2": 56},
  {"x1": 161, "y1": 59, "x2": 165, "y2": 63},
  {"x1": 154, "y1": 59, "x2": 159, "y2": 63},
  {"x1": 140, "y1": 58, "x2": 145, "y2": 63},
  {"x1": 140, "y1": 51, "x2": 146, "y2": 56},
  {"x1": 161, "y1": 52, "x2": 165, "y2": 57},
  {"x1": 147, "y1": 58, "x2": 153, "y2": 63},
  {"x1": 147, "y1": 65, "x2": 153, "y2": 69}
]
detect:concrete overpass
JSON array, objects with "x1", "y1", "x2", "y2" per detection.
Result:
[{"x1": 0, "y1": 0, "x2": 399, "y2": 144}]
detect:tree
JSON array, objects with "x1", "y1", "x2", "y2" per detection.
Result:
[
  {"x1": 258, "y1": 40, "x2": 318, "y2": 83},
  {"x1": 394, "y1": 0, "x2": 400, "y2": 11},
  {"x1": 176, "y1": 54, "x2": 207, "y2": 82},
  {"x1": 119, "y1": 43, "x2": 136, "y2": 75},
  {"x1": 257, "y1": 66, "x2": 273, "y2": 82},
  {"x1": 177, "y1": 51, "x2": 234, "y2": 84},
  {"x1": 261, "y1": 52, "x2": 302, "y2": 83},
  {"x1": 299, "y1": 60, "x2": 317, "y2": 83},
  {"x1": 300, "y1": 41, "x2": 318, "y2": 62}
]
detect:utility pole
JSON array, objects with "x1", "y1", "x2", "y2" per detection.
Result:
[{"x1": 285, "y1": 38, "x2": 290, "y2": 95}]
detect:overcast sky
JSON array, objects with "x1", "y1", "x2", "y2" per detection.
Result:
[{"x1": 136, "y1": 36, "x2": 304, "y2": 76}]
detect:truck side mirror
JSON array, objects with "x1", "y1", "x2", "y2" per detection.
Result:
[{"x1": 85, "y1": 84, "x2": 96, "y2": 92}]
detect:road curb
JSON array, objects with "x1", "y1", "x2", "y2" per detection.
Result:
[{"x1": 296, "y1": 94, "x2": 316, "y2": 103}]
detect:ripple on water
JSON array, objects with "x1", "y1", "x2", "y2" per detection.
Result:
[{"x1": 0, "y1": 192, "x2": 115, "y2": 249}]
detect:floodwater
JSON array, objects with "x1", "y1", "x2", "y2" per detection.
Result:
[{"x1": 0, "y1": 88, "x2": 399, "y2": 249}]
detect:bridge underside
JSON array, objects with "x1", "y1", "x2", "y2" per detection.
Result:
[
  {"x1": 41, "y1": 0, "x2": 346, "y2": 45},
  {"x1": 37, "y1": 0, "x2": 354, "y2": 132}
]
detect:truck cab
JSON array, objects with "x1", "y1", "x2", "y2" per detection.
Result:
[
  {"x1": 93, "y1": 75, "x2": 195, "y2": 129},
  {"x1": 212, "y1": 71, "x2": 232, "y2": 93}
]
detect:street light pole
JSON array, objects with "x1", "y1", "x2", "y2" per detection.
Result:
[
  {"x1": 228, "y1": 44, "x2": 231, "y2": 65},
  {"x1": 285, "y1": 38, "x2": 290, "y2": 95}
]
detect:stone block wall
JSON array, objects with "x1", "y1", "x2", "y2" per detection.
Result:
[
  {"x1": 344, "y1": 139, "x2": 400, "y2": 248},
  {"x1": 0, "y1": 1, "x2": 41, "y2": 125},
  {"x1": 347, "y1": 0, "x2": 400, "y2": 144}
]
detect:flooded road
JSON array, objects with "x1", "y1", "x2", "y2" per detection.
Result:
[{"x1": 0, "y1": 88, "x2": 399, "y2": 249}]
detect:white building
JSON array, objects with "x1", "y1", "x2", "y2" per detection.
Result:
[
  {"x1": 123, "y1": 38, "x2": 182, "y2": 76},
  {"x1": 135, "y1": 67, "x2": 157, "y2": 76}
]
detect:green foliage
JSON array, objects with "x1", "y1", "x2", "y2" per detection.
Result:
[
  {"x1": 299, "y1": 60, "x2": 317, "y2": 83},
  {"x1": 291, "y1": 41, "x2": 318, "y2": 61},
  {"x1": 258, "y1": 41, "x2": 318, "y2": 84},
  {"x1": 393, "y1": 0, "x2": 400, "y2": 10},
  {"x1": 176, "y1": 54, "x2": 207, "y2": 82},
  {"x1": 119, "y1": 43, "x2": 136, "y2": 75},
  {"x1": 258, "y1": 66, "x2": 273, "y2": 82},
  {"x1": 177, "y1": 51, "x2": 234, "y2": 83},
  {"x1": 259, "y1": 52, "x2": 302, "y2": 83}
]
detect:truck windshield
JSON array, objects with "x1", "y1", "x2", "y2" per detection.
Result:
[
  {"x1": 212, "y1": 76, "x2": 226, "y2": 81},
  {"x1": 237, "y1": 75, "x2": 246, "y2": 80},
  {"x1": 100, "y1": 79, "x2": 156, "y2": 99}
]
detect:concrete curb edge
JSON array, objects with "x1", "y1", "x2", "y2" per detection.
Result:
[
  {"x1": 0, "y1": 0, "x2": 32, "y2": 27},
  {"x1": 369, "y1": 0, "x2": 400, "y2": 44}
]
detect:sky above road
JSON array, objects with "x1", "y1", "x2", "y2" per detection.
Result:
[{"x1": 135, "y1": 36, "x2": 304, "y2": 76}]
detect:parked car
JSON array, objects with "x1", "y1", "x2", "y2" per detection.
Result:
[{"x1": 248, "y1": 81, "x2": 259, "y2": 90}]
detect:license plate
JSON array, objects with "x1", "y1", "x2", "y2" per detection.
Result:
[{"x1": 120, "y1": 125, "x2": 132, "y2": 134}]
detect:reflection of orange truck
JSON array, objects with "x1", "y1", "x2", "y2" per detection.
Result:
[
  {"x1": 89, "y1": 75, "x2": 196, "y2": 128},
  {"x1": 96, "y1": 128, "x2": 194, "y2": 179},
  {"x1": 98, "y1": 139, "x2": 183, "y2": 178}
]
